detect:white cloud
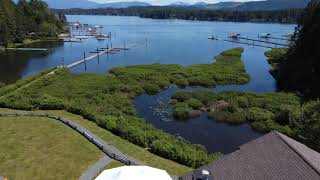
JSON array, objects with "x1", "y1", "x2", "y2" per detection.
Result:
[{"x1": 90, "y1": 0, "x2": 261, "y2": 6}]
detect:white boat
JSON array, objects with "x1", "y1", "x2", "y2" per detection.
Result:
[
  {"x1": 208, "y1": 35, "x2": 218, "y2": 40},
  {"x1": 229, "y1": 32, "x2": 240, "y2": 39},
  {"x1": 96, "y1": 34, "x2": 110, "y2": 40},
  {"x1": 259, "y1": 33, "x2": 271, "y2": 38}
]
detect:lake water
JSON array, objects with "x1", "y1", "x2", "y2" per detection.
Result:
[{"x1": 0, "y1": 15, "x2": 295, "y2": 154}]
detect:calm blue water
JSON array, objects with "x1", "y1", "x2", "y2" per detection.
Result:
[{"x1": 0, "y1": 15, "x2": 295, "y2": 153}]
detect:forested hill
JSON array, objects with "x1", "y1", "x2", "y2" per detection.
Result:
[
  {"x1": 0, "y1": 0, "x2": 66, "y2": 47},
  {"x1": 57, "y1": 7, "x2": 303, "y2": 24},
  {"x1": 205, "y1": 0, "x2": 310, "y2": 11}
]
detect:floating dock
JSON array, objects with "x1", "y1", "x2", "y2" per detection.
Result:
[
  {"x1": 66, "y1": 47, "x2": 129, "y2": 69},
  {"x1": 223, "y1": 40, "x2": 277, "y2": 49},
  {"x1": 6, "y1": 48, "x2": 48, "y2": 51},
  {"x1": 239, "y1": 37, "x2": 289, "y2": 47}
]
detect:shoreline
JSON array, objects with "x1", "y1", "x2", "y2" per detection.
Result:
[
  {"x1": 5, "y1": 38, "x2": 63, "y2": 49},
  {"x1": 64, "y1": 14, "x2": 297, "y2": 25}
]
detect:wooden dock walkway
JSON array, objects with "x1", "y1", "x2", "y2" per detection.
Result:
[
  {"x1": 239, "y1": 37, "x2": 289, "y2": 47},
  {"x1": 268, "y1": 36, "x2": 292, "y2": 41},
  {"x1": 224, "y1": 39, "x2": 279, "y2": 49},
  {"x1": 66, "y1": 47, "x2": 128, "y2": 69}
]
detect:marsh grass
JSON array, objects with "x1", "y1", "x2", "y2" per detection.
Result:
[{"x1": 171, "y1": 91, "x2": 301, "y2": 135}]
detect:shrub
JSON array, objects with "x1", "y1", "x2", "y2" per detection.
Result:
[
  {"x1": 237, "y1": 96, "x2": 249, "y2": 108},
  {"x1": 190, "y1": 91, "x2": 217, "y2": 105},
  {"x1": 143, "y1": 83, "x2": 160, "y2": 95},
  {"x1": 186, "y1": 98, "x2": 203, "y2": 110},
  {"x1": 297, "y1": 101, "x2": 320, "y2": 149},
  {"x1": 171, "y1": 92, "x2": 192, "y2": 102},
  {"x1": 173, "y1": 103, "x2": 192, "y2": 119},
  {"x1": 173, "y1": 108, "x2": 192, "y2": 120},
  {"x1": 171, "y1": 76, "x2": 189, "y2": 87},
  {"x1": 0, "y1": 82, "x2": 5, "y2": 89},
  {"x1": 208, "y1": 111, "x2": 246, "y2": 124},
  {"x1": 170, "y1": 99, "x2": 178, "y2": 105},
  {"x1": 246, "y1": 107, "x2": 274, "y2": 122},
  {"x1": 187, "y1": 76, "x2": 215, "y2": 87},
  {"x1": 274, "y1": 105, "x2": 301, "y2": 126},
  {"x1": 35, "y1": 94, "x2": 65, "y2": 110}
]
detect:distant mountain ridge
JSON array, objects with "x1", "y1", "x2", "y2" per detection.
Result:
[
  {"x1": 93, "y1": 1, "x2": 151, "y2": 9},
  {"x1": 169, "y1": 2, "x2": 191, "y2": 7},
  {"x1": 206, "y1": 2, "x2": 245, "y2": 10},
  {"x1": 205, "y1": 0, "x2": 310, "y2": 11},
  {"x1": 166, "y1": 0, "x2": 310, "y2": 11},
  {"x1": 35, "y1": 0, "x2": 151, "y2": 9},
  {"x1": 16, "y1": 0, "x2": 310, "y2": 10}
]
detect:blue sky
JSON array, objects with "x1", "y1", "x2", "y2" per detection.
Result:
[{"x1": 90, "y1": 0, "x2": 260, "y2": 5}]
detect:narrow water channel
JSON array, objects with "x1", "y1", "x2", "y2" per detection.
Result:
[{"x1": 134, "y1": 46, "x2": 275, "y2": 154}]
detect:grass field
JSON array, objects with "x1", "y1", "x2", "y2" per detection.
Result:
[
  {"x1": 0, "y1": 115, "x2": 103, "y2": 180},
  {"x1": 0, "y1": 108, "x2": 192, "y2": 176},
  {"x1": 102, "y1": 161, "x2": 124, "y2": 170}
]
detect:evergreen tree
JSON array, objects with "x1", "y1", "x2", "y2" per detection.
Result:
[
  {"x1": 0, "y1": 0, "x2": 65, "y2": 46},
  {"x1": 0, "y1": 0, "x2": 17, "y2": 45},
  {"x1": 277, "y1": 0, "x2": 320, "y2": 98}
]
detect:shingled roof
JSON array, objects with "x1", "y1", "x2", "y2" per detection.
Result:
[{"x1": 180, "y1": 131, "x2": 320, "y2": 180}]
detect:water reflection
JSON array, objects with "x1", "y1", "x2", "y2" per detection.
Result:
[{"x1": 0, "y1": 41, "x2": 64, "y2": 83}]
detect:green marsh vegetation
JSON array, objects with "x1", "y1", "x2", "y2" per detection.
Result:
[
  {"x1": 0, "y1": 67, "x2": 57, "y2": 97},
  {"x1": 171, "y1": 91, "x2": 300, "y2": 134},
  {"x1": 264, "y1": 48, "x2": 288, "y2": 77},
  {"x1": 110, "y1": 47, "x2": 249, "y2": 91},
  {"x1": 171, "y1": 90, "x2": 320, "y2": 151},
  {"x1": 0, "y1": 48, "x2": 248, "y2": 168},
  {"x1": 171, "y1": 0, "x2": 320, "y2": 151}
]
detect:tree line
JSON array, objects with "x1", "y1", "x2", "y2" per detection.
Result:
[
  {"x1": 56, "y1": 6, "x2": 303, "y2": 24},
  {"x1": 0, "y1": 0, "x2": 66, "y2": 47},
  {"x1": 271, "y1": 0, "x2": 320, "y2": 99}
]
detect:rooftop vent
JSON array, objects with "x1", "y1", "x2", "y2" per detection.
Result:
[{"x1": 191, "y1": 169, "x2": 212, "y2": 180}]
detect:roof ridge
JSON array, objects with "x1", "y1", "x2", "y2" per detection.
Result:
[{"x1": 273, "y1": 131, "x2": 320, "y2": 176}]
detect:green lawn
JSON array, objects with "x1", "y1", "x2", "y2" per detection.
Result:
[
  {"x1": 0, "y1": 108, "x2": 192, "y2": 176},
  {"x1": 102, "y1": 161, "x2": 124, "y2": 170},
  {"x1": 0, "y1": 115, "x2": 103, "y2": 180}
]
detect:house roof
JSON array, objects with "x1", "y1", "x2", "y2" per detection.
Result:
[{"x1": 180, "y1": 131, "x2": 320, "y2": 180}]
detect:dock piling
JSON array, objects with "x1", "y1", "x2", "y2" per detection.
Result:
[
  {"x1": 84, "y1": 52, "x2": 87, "y2": 71},
  {"x1": 97, "y1": 47, "x2": 100, "y2": 64}
]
